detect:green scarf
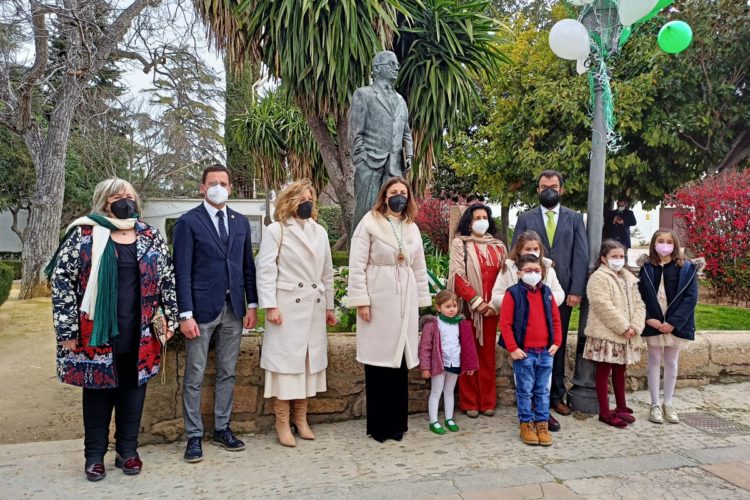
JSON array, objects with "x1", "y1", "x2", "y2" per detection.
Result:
[
  {"x1": 46, "y1": 213, "x2": 122, "y2": 347},
  {"x1": 438, "y1": 313, "x2": 464, "y2": 325}
]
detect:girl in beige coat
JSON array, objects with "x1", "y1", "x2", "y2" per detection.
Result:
[
  {"x1": 584, "y1": 240, "x2": 646, "y2": 428},
  {"x1": 347, "y1": 177, "x2": 431, "y2": 442},
  {"x1": 256, "y1": 180, "x2": 336, "y2": 447}
]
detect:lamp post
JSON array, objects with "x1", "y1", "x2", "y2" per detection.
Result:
[{"x1": 567, "y1": 0, "x2": 622, "y2": 414}]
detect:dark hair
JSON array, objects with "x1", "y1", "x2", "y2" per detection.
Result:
[
  {"x1": 516, "y1": 253, "x2": 546, "y2": 280},
  {"x1": 434, "y1": 289, "x2": 459, "y2": 307},
  {"x1": 371, "y1": 177, "x2": 418, "y2": 223},
  {"x1": 597, "y1": 239, "x2": 626, "y2": 269},
  {"x1": 538, "y1": 170, "x2": 564, "y2": 187},
  {"x1": 455, "y1": 203, "x2": 499, "y2": 238},
  {"x1": 648, "y1": 229, "x2": 685, "y2": 267},
  {"x1": 509, "y1": 230, "x2": 546, "y2": 262},
  {"x1": 202, "y1": 163, "x2": 231, "y2": 184}
]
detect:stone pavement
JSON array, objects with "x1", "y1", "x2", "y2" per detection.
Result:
[{"x1": 2, "y1": 382, "x2": 750, "y2": 499}]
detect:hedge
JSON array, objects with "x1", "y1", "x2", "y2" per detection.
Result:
[
  {"x1": 317, "y1": 205, "x2": 343, "y2": 244},
  {"x1": 0, "y1": 263, "x2": 13, "y2": 307},
  {"x1": 0, "y1": 260, "x2": 22, "y2": 280},
  {"x1": 332, "y1": 251, "x2": 349, "y2": 267}
]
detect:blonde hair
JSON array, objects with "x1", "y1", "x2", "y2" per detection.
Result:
[
  {"x1": 91, "y1": 178, "x2": 141, "y2": 216},
  {"x1": 274, "y1": 179, "x2": 318, "y2": 222}
]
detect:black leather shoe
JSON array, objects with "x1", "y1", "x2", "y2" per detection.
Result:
[
  {"x1": 548, "y1": 415, "x2": 561, "y2": 432},
  {"x1": 213, "y1": 427, "x2": 245, "y2": 451},
  {"x1": 115, "y1": 453, "x2": 142, "y2": 475},
  {"x1": 85, "y1": 463, "x2": 106, "y2": 482},
  {"x1": 184, "y1": 436, "x2": 204, "y2": 463}
]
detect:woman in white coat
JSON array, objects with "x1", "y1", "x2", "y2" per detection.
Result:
[
  {"x1": 491, "y1": 230, "x2": 566, "y2": 311},
  {"x1": 347, "y1": 177, "x2": 432, "y2": 443},
  {"x1": 256, "y1": 179, "x2": 336, "y2": 447}
]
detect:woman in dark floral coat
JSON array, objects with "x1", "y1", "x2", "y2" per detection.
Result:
[{"x1": 50, "y1": 178, "x2": 178, "y2": 481}]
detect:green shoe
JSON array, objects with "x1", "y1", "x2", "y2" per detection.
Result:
[
  {"x1": 429, "y1": 422, "x2": 446, "y2": 435},
  {"x1": 445, "y1": 419, "x2": 459, "y2": 432}
]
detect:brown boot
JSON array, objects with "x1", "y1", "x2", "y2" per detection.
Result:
[
  {"x1": 519, "y1": 422, "x2": 539, "y2": 446},
  {"x1": 273, "y1": 398, "x2": 296, "y2": 447},
  {"x1": 292, "y1": 398, "x2": 315, "y2": 440},
  {"x1": 536, "y1": 421, "x2": 553, "y2": 447}
]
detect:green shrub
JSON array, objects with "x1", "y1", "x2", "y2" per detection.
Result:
[
  {"x1": 0, "y1": 261, "x2": 22, "y2": 280},
  {"x1": 332, "y1": 251, "x2": 349, "y2": 267},
  {"x1": 317, "y1": 205, "x2": 343, "y2": 244},
  {"x1": 0, "y1": 263, "x2": 13, "y2": 307}
]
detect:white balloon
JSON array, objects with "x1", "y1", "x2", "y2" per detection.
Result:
[
  {"x1": 618, "y1": 0, "x2": 658, "y2": 26},
  {"x1": 576, "y1": 59, "x2": 589, "y2": 75},
  {"x1": 568, "y1": 0, "x2": 585, "y2": 5},
  {"x1": 548, "y1": 19, "x2": 591, "y2": 61}
]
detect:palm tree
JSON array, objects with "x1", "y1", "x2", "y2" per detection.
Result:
[{"x1": 196, "y1": 0, "x2": 508, "y2": 239}]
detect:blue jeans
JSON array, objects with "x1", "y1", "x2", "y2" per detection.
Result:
[{"x1": 512, "y1": 348, "x2": 554, "y2": 423}]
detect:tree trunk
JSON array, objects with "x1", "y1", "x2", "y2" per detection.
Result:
[
  {"x1": 305, "y1": 111, "x2": 355, "y2": 244},
  {"x1": 19, "y1": 84, "x2": 78, "y2": 299},
  {"x1": 499, "y1": 203, "x2": 510, "y2": 246}
]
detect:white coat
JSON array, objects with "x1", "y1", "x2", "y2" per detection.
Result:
[
  {"x1": 490, "y1": 257, "x2": 566, "y2": 311},
  {"x1": 347, "y1": 211, "x2": 432, "y2": 369},
  {"x1": 256, "y1": 218, "x2": 334, "y2": 374}
]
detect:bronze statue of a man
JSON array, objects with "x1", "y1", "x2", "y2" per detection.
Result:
[{"x1": 349, "y1": 50, "x2": 414, "y2": 231}]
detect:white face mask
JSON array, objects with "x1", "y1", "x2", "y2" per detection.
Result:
[
  {"x1": 607, "y1": 258, "x2": 626, "y2": 272},
  {"x1": 525, "y1": 251, "x2": 540, "y2": 258},
  {"x1": 206, "y1": 184, "x2": 229, "y2": 205},
  {"x1": 521, "y1": 272, "x2": 542, "y2": 287},
  {"x1": 472, "y1": 219, "x2": 490, "y2": 235}
]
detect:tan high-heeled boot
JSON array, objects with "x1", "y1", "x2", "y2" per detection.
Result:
[
  {"x1": 292, "y1": 398, "x2": 315, "y2": 440},
  {"x1": 273, "y1": 398, "x2": 296, "y2": 447}
]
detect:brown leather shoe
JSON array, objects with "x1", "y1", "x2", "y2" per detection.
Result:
[
  {"x1": 553, "y1": 401, "x2": 572, "y2": 416},
  {"x1": 519, "y1": 422, "x2": 539, "y2": 446},
  {"x1": 535, "y1": 421, "x2": 553, "y2": 447}
]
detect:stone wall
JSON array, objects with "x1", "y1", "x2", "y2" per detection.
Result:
[{"x1": 141, "y1": 331, "x2": 750, "y2": 443}]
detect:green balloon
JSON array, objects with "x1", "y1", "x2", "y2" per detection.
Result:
[
  {"x1": 639, "y1": 0, "x2": 674, "y2": 23},
  {"x1": 658, "y1": 21, "x2": 693, "y2": 54}
]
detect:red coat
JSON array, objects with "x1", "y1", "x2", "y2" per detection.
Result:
[{"x1": 418, "y1": 317, "x2": 479, "y2": 376}]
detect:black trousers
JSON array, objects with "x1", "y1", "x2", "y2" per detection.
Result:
[
  {"x1": 364, "y1": 357, "x2": 408, "y2": 440},
  {"x1": 82, "y1": 351, "x2": 147, "y2": 466},
  {"x1": 550, "y1": 303, "x2": 572, "y2": 405}
]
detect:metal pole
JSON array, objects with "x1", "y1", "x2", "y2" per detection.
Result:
[{"x1": 568, "y1": 1, "x2": 612, "y2": 414}]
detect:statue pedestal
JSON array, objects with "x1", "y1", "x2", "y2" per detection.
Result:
[{"x1": 567, "y1": 298, "x2": 600, "y2": 415}]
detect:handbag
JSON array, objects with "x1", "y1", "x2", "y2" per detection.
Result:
[{"x1": 150, "y1": 312, "x2": 168, "y2": 384}]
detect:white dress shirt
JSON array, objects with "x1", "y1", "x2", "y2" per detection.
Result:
[
  {"x1": 203, "y1": 200, "x2": 229, "y2": 237},
  {"x1": 541, "y1": 204, "x2": 560, "y2": 226}
]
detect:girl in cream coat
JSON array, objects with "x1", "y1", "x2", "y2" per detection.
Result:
[
  {"x1": 491, "y1": 230, "x2": 565, "y2": 312},
  {"x1": 347, "y1": 177, "x2": 431, "y2": 442},
  {"x1": 256, "y1": 180, "x2": 336, "y2": 447},
  {"x1": 584, "y1": 240, "x2": 646, "y2": 428}
]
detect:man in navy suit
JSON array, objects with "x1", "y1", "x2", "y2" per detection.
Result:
[
  {"x1": 512, "y1": 170, "x2": 588, "y2": 431},
  {"x1": 173, "y1": 164, "x2": 258, "y2": 463}
]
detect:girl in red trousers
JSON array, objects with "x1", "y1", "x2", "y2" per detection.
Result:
[
  {"x1": 448, "y1": 204, "x2": 507, "y2": 418},
  {"x1": 419, "y1": 290, "x2": 479, "y2": 435},
  {"x1": 583, "y1": 240, "x2": 646, "y2": 428}
]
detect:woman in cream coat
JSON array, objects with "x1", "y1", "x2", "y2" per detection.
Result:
[
  {"x1": 256, "y1": 179, "x2": 336, "y2": 447},
  {"x1": 347, "y1": 177, "x2": 431, "y2": 443}
]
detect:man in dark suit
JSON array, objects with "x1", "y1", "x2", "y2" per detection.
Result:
[
  {"x1": 603, "y1": 199, "x2": 637, "y2": 264},
  {"x1": 173, "y1": 164, "x2": 258, "y2": 463},
  {"x1": 512, "y1": 170, "x2": 589, "y2": 431},
  {"x1": 349, "y1": 50, "x2": 414, "y2": 231}
]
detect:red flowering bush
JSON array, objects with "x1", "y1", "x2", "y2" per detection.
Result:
[
  {"x1": 416, "y1": 191, "x2": 464, "y2": 253},
  {"x1": 668, "y1": 171, "x2": 750, "y2": 305}
]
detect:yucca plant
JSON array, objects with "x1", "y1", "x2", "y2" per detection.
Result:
[{"x1": 196, "y1": 0, "x2": 508, "y2": 241}]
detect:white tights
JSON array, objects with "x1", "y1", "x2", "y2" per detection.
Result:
[
  {"x1": 428, "y1": 372, "x2": 459, "y2": 423},
  {"x1": 647, "y1": 345, "x2": 680, "y2": 406}
]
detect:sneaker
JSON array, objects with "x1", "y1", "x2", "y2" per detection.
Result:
[
  {"x1": 213, "y1": 427, "x2": 245, "y2": 451},
  {"x1": 648, "y1": 405, "x2": 664, "y2": 424},
  {"x1": 663, "y1": 404, "x2": 680, "y2": 424},
  {"x1": 445, "y1": 419, "x2": 459, "y2": 432},
  {"x1": 429, "y1": 422, "x2": 446, "y2": 435},
  {"x1": 184, "y1": 436, "x2": 204, "y2": 463}
]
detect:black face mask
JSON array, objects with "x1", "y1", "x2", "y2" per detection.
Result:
[
  {"x1": 297, "y1": 200, "x2": 313, "y2": 219},
  {"x1": 110, "y1": 198, "x2": 138, "y2": 219},
  {"x1": 539, "y1": 188, "x2": 560, "y2": 209},
  {"x1": 387, "y1": 194, "x2": 408, "y2": 213}
]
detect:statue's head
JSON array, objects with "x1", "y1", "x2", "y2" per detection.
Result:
[{"x1": 372, "y1": 51, "x2": 400, "y2": 84}]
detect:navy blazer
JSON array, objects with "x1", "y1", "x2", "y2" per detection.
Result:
[
  {"x1": 172, "y1": 203, "x2": 258, "y2": 324},
  {"x1": 512, "y1": 206, "x2": 589, "y2": 297},
  {"x1": 638, "y1": 260, "x2": 699, "y2": 340}
]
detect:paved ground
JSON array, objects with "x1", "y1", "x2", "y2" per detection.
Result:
[{"x1": 2, "y1": 382, "x2": 750, "y2": 499}]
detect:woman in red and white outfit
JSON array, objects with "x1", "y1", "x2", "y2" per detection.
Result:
[{"x1": 448, "y1": 204, "x2": 507, "y2": 417}]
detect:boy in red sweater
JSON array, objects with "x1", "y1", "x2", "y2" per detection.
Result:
[{"x1": 499, "y1": 254, "x2": 562, "y2": 446}]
